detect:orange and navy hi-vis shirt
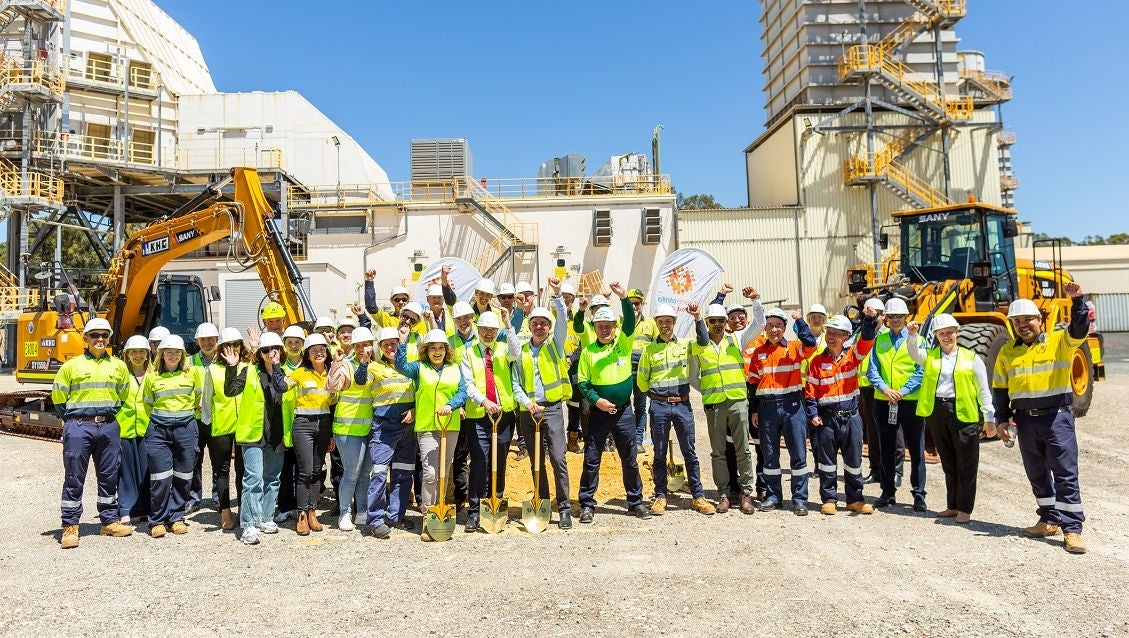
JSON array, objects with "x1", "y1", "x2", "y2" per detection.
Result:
[
  {"x1": 748, "y1": 318, "x2": 818, "y2": 396},
  {"x1": 803, "y1": 315, "x2": 879, "y2": 419},
  {"x1": 743, "y1": 334, "x2": 768, "y2": 384}
]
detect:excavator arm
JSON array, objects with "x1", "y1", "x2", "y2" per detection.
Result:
[{"x1": 101, "y1": 167, "x2": 313, "y2": 342}]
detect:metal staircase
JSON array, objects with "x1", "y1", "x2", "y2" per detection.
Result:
[{"x1": 454, "y1": 177, "x2": 538, "y2": 278}]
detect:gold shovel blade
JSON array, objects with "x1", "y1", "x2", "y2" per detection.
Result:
[
  {"x1": 668, "y1": 464, "x2": 687, "y2": 492},
  {"x1": 425, "y1": 504, "x2": 457, "y2": 542},
  {"x1": 480, "y1": 499, "x2": 508, "y2": 534},
  {"x1": 521, "y1": 498, "x2": 552, "y2": 534}
]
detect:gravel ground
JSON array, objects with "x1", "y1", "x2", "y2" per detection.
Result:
[{"x1": 1, "y1": 369, "x2": 1127, "y2": 637}]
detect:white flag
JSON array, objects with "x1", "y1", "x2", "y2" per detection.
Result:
[
  {"x1": 414, "y1": 257, "x2": 482, "y2": 304},
  {"x1": 649, "y1": 248, "x2": 726, "y2": 338}
]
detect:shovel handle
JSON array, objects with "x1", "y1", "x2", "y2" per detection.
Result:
[{"x1": 487, "y1": 410, "x2": 502, "y2": 431}]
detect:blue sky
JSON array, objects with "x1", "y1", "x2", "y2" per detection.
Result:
[{"x1": 160, "y1": 1, "x2": 1125, "y2": 240}]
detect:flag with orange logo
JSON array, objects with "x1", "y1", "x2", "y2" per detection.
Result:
[{"x1": 649, "y1": 248, "x2": 725, "y2": 338}]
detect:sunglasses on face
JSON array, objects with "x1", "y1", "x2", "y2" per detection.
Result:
[
  {"x1": 391, "y1": 297, "x2": 408, "y2": 304},
  {"x1": 87, "y1": 332, "x2": 110, "y2": 340},
  {"x1": 401, "y1": 314, "x2": 419, "y2": 324},
  {"x1": 707, "y1": 318, "x2": 726, "y2": 325}
]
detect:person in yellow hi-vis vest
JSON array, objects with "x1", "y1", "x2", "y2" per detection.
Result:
[
  {"x1": 143, "y1": 334, "x2": 202, "y2": 538},
  {"x1": 395, "y1": 328, "x2": 467, "y2": 541},
  {"x1": 906, "y1": 314, "x2": 995, "y2": 525},
  {"x1": 117, "y1": 335, "x2": 152, "y2": 527},
  {"x1": 225, "y1": 331, "x2": 292, "y2": 545},
  {"x1": 331, "y1": 326, "x2": 376, "y2": 532},
  {"x1": 626, "y1": 288, "x2": 658, "y2": 448},
  {"x1": 994, "y1": 286, "x2": 1091, "y2": 554}
]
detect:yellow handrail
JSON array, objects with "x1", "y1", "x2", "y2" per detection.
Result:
[
  {"x1": 839, "y1": 44, "x2": 973, "y2": 120},
  {"x1": 0, "y1": 53, "x2": 66, "y2": 95},
  {"x1": 0, "y1": 161, "x2": 64, "y2": 204},
  {"x1": 959, "y1": 68, "x2": 1012, "y2": 101}
]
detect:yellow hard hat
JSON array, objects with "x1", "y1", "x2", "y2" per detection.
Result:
[
  {"x1": 626, "y1": 288, "x2": 645, "y2": 301},
  {"x1": 261, "y1": 301, "x2": 286, "y2": 319}
]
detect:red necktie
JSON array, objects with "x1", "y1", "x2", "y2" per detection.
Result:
[{"x1": 484, "y1": 346, "x2": 498, "y2": 403}]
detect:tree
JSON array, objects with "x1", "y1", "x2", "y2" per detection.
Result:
[{"x1": 676, "y1": 192, "x2": 723, "y2": 210}]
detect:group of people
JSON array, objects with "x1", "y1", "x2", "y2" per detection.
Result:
[{"x1": 53, "y1": 264, "x2": 1091, "y2": 553}]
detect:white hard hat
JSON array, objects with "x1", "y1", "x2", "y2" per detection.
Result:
[
  {"x1": 884, "y1": 298, "x2": 910, "y2": 316},
  {"x1": 157, "y1": 334, "x2": 186, "y2": 351},
  {"x1": 258, "y1": 332, "x2": 283, "y2": 349},
  {"x1": 826, "y1": 315, "x2": 853, "y2": 334},
  {"x1": 303, "y1": 333, "x2": 328, "y2": 350},
  {"x1": 390, "y1": 286, "x2": 410, "y2": 298},
  {"x1": 219, "y1": 327, "x2": 243, "y2": 344},
  {"x1": 426, "y1": 284, "x2": 444, "y2": 297},
  {"x1": 932, "y1": 314, "x2": 959, "y2": 331},
  {"x1": 350, "y1": 326, "x2": 375, "y2": 343},
  {"x1": 452, "y1": 301, "x2": 474, "y2": 317},
  {"x1": 422, "y1": 329, "x2": 448, "y2": 345},
  {"x1": 808, "y1": 304, "x2": 827, "y2": 316},
  {"x1": 497, "y1": 282, "x2": 516, "y2": 296},
  {"x1": 476, "y1": 311, "x2": 502, "y2": 329},
  {"x1": 402, "y1": 302, "x2": 423, "y2": 318},
  {"x1": 560, "y1": 283, "x2": 576, "y2": 295},
  {"x1": 148, "y1": 326, "x2": 170, "y2": 342},
  {"x1": 706, "y1": 304, "x2": 728, "y2": 319},
  {"x1": 377, "y1": 327, "x2": 400, "y2": 343},
  {"x1": 474, "y1": 279, "x2": 496, "y2": 295},
  {"x1": 83, "y1": 318, "x2": 113, "y2": 336},
  {"x1": 194, "y1": 322, "x2": 219, "y2": 339},
  {"x1": 337, "y1": 317, "x2": 357, "y2": 330},
  {"x1": 864, "y1": 298, "x2": 886, "y2": 313},
  {"x1": 123, "y1": 335, "x2": 150, "y2": 351},
  {"x1": 282, "y1": 325, "x2": 307, "y2": 341},
  {"x1": 654, "y1": 304, "x2": 677, "y2": 319},
  {"x1": 726, "y1": 304, "x2": 746, "y2": 315},
  {"x1": 592, "y1": 307, "x2": 617, "y2": 323},
  {"x1": 516, "y1": 281, "x2": 536, "y2": 295},
  {"x1": 528, "y1": 307, "x2": 554, "y2": 323},
  {"x1": 1007, "y1": 298, "x2": 1041, "y2": 318},
  {"x1": 314, "y1": 316, "x2": 335, "y2": 330},
  {"x1": 765, "y1": 308, "x2": 788, "y2": 323},
  {"x1": 590, "y1": 294, "x2": 609, "y2": 308}
]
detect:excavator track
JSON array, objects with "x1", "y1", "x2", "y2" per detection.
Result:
[{"x1": 0, "y1": 390, "x2": 64, "y2": 442}]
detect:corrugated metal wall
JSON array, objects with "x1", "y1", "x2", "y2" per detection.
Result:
[{"x1": 1093, "y1": 293, "x2": 1129, "y2": 332}]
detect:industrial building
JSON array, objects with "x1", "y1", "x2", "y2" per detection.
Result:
[{"x1": 680, "y1": 0, "x2": 1019, "y2": 310}]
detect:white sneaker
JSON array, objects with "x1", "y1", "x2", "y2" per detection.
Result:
[
  {"x1": 241, "y1": 528, "x2": 260, "y2": 545},
  {"x1": 338, "y1": 515, "x2": 355, "y2": 532},
  {"x1": 258, "y1": 521, "x2": 279, "y2": 534},
  {"x1": 273, "y1": 510, "x2": 291, "y2": 524}
]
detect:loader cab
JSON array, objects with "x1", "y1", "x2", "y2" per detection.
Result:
[
  {"x1": 153, "y1": 273, "x2": 210, "y2": 356},
  {"x1": 897, "y1": 203, "x2": 1019, "y2": 310}
]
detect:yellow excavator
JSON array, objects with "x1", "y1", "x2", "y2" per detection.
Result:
[
  {"x1": 846, "y1": 201, "x2": 1104, "y2": 417},
  {"x1": 1, "y1": 167, "x2": 314, "y2": 438}
]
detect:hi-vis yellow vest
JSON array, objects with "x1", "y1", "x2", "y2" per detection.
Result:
[
  {"x1": 415, "y1": 364, "x2": 462, "y2": 433},
  {"x1": 234, "y1": 364, "x2": 266, "y2": 445},
  {"x1": 515, "y1": 338, "x2": 572, "y2": 409},
  {"x1": 208, "y1": 363, "x2": 240, "y2": 436},
  {"x1": 333, "y1": 359, "x2": 374, "y2": 437},
  {"x1": 917, "y1": 346, "x2": 981, "y2": 423},
  {"x1": 694, "y1": 334, "x2": 747, "y2": 404},
  {"x1": 872, "y1": 332, "x2": 920, "y2": 402},
  {"x1": 117, "y1": 374, "x2": 150, "y2": 438},
  {"x1": 464, "y1": 342, "x2": 516, "y2": 418}
]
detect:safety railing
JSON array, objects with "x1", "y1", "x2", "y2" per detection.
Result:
[
  {"x1": 456, "y1": 177, "x2": 538, "y2": 245},
  {"x1": 177, "y1": 145, "x2": 283, "y2": 171},
  {"x1": 468, "y1": 174, "x2": 672, "y2": 199},
  {"x1": 959, "y1": 68, "x2": 1012, "y2": 101},
  {"x1": 68, "y1": 56, "x2": 158, "y2": 93},
  {"x1": 1000, "y1": 174, "x2": 1020, "y2": 190},
  {"x1": 0, "y1": 159, "x2": 64, "y2": 204},
  {"x1": 997, "y1": 130, "x2": 1017, "y2": 146},
  {"x1": 883, "y1": 160, "x2": 951, "y2": 208},
  {"x1": 18, "y1": 130, "x2": 175, "y2": 167},
  {"x1": 839, "y1": 44, "x2": 973, "y2": 120},
  {"x1": 0, "y1": 53, "x2": 66, "y2": 95},
  {"x1": 0, "y1": 0, "x2": 67, "y2": 14}
]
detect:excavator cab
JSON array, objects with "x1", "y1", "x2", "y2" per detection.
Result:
[{"x1": 896, "y1": 203, "x2": 1020, "y2": 312}]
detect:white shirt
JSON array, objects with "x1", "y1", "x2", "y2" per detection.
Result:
[{"x1": 906, "y1": 334, "x2": 995, "y2": 422}]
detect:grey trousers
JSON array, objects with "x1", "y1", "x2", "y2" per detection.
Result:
[
  {"x1": 517, "y1": 403, "x2": 571, "y2": 511},
  {"x1": 706, "y1": 398, "x2": 754, "y2": 496}
]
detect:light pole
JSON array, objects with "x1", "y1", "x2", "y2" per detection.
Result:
[{"x1": 332, "y1": 135, "x2": 341, "y2": 204}]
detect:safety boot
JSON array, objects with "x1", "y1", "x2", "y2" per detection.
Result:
[
  {"x1": 1063, "y1": 533, "x2": 1087, "y2": 554},
  {"x1": 295, "y1": 511, "x2": 310, "y2": 535},
  {"x1": 100, "y1": 521, "x2": 133, "y2": 537},
  {"x1": 150, "y1": 524, "x2": 167, "y2": 538},
  {"x1": 567, "y1": 431, "x2": 581, "y2": 454},
  {"x1": 60, "y1": 525, "x2": 79, "y2": 549},
  {"x1": 846, "y1": 501, "x2": 874, "y2": 515},
  {"x1": 649, "y1": 497, "x2": 667, "y2": 516},
  {"x1": 715, "y1": 495, "x2": 730, "y2": 514},
  {"x1": 170, "y1": 521, "x2": 188, "y2": 535},
  {"x1": 821, "y1": 502, "x2": 838, "y2": 516},
  {"x1": 307, "y1": 509, "x2": 324, "y2": 532},
  {"x1": 1022, "y1": 521, "x2": 1061, "y2": 538},
  {"x1": 690, "y1": 498, "x2": 716, "y2": 515}
]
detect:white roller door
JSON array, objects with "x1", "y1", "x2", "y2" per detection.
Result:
[{"x1": 223, "y1": 278, "x2": 310, "y2": 334}]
